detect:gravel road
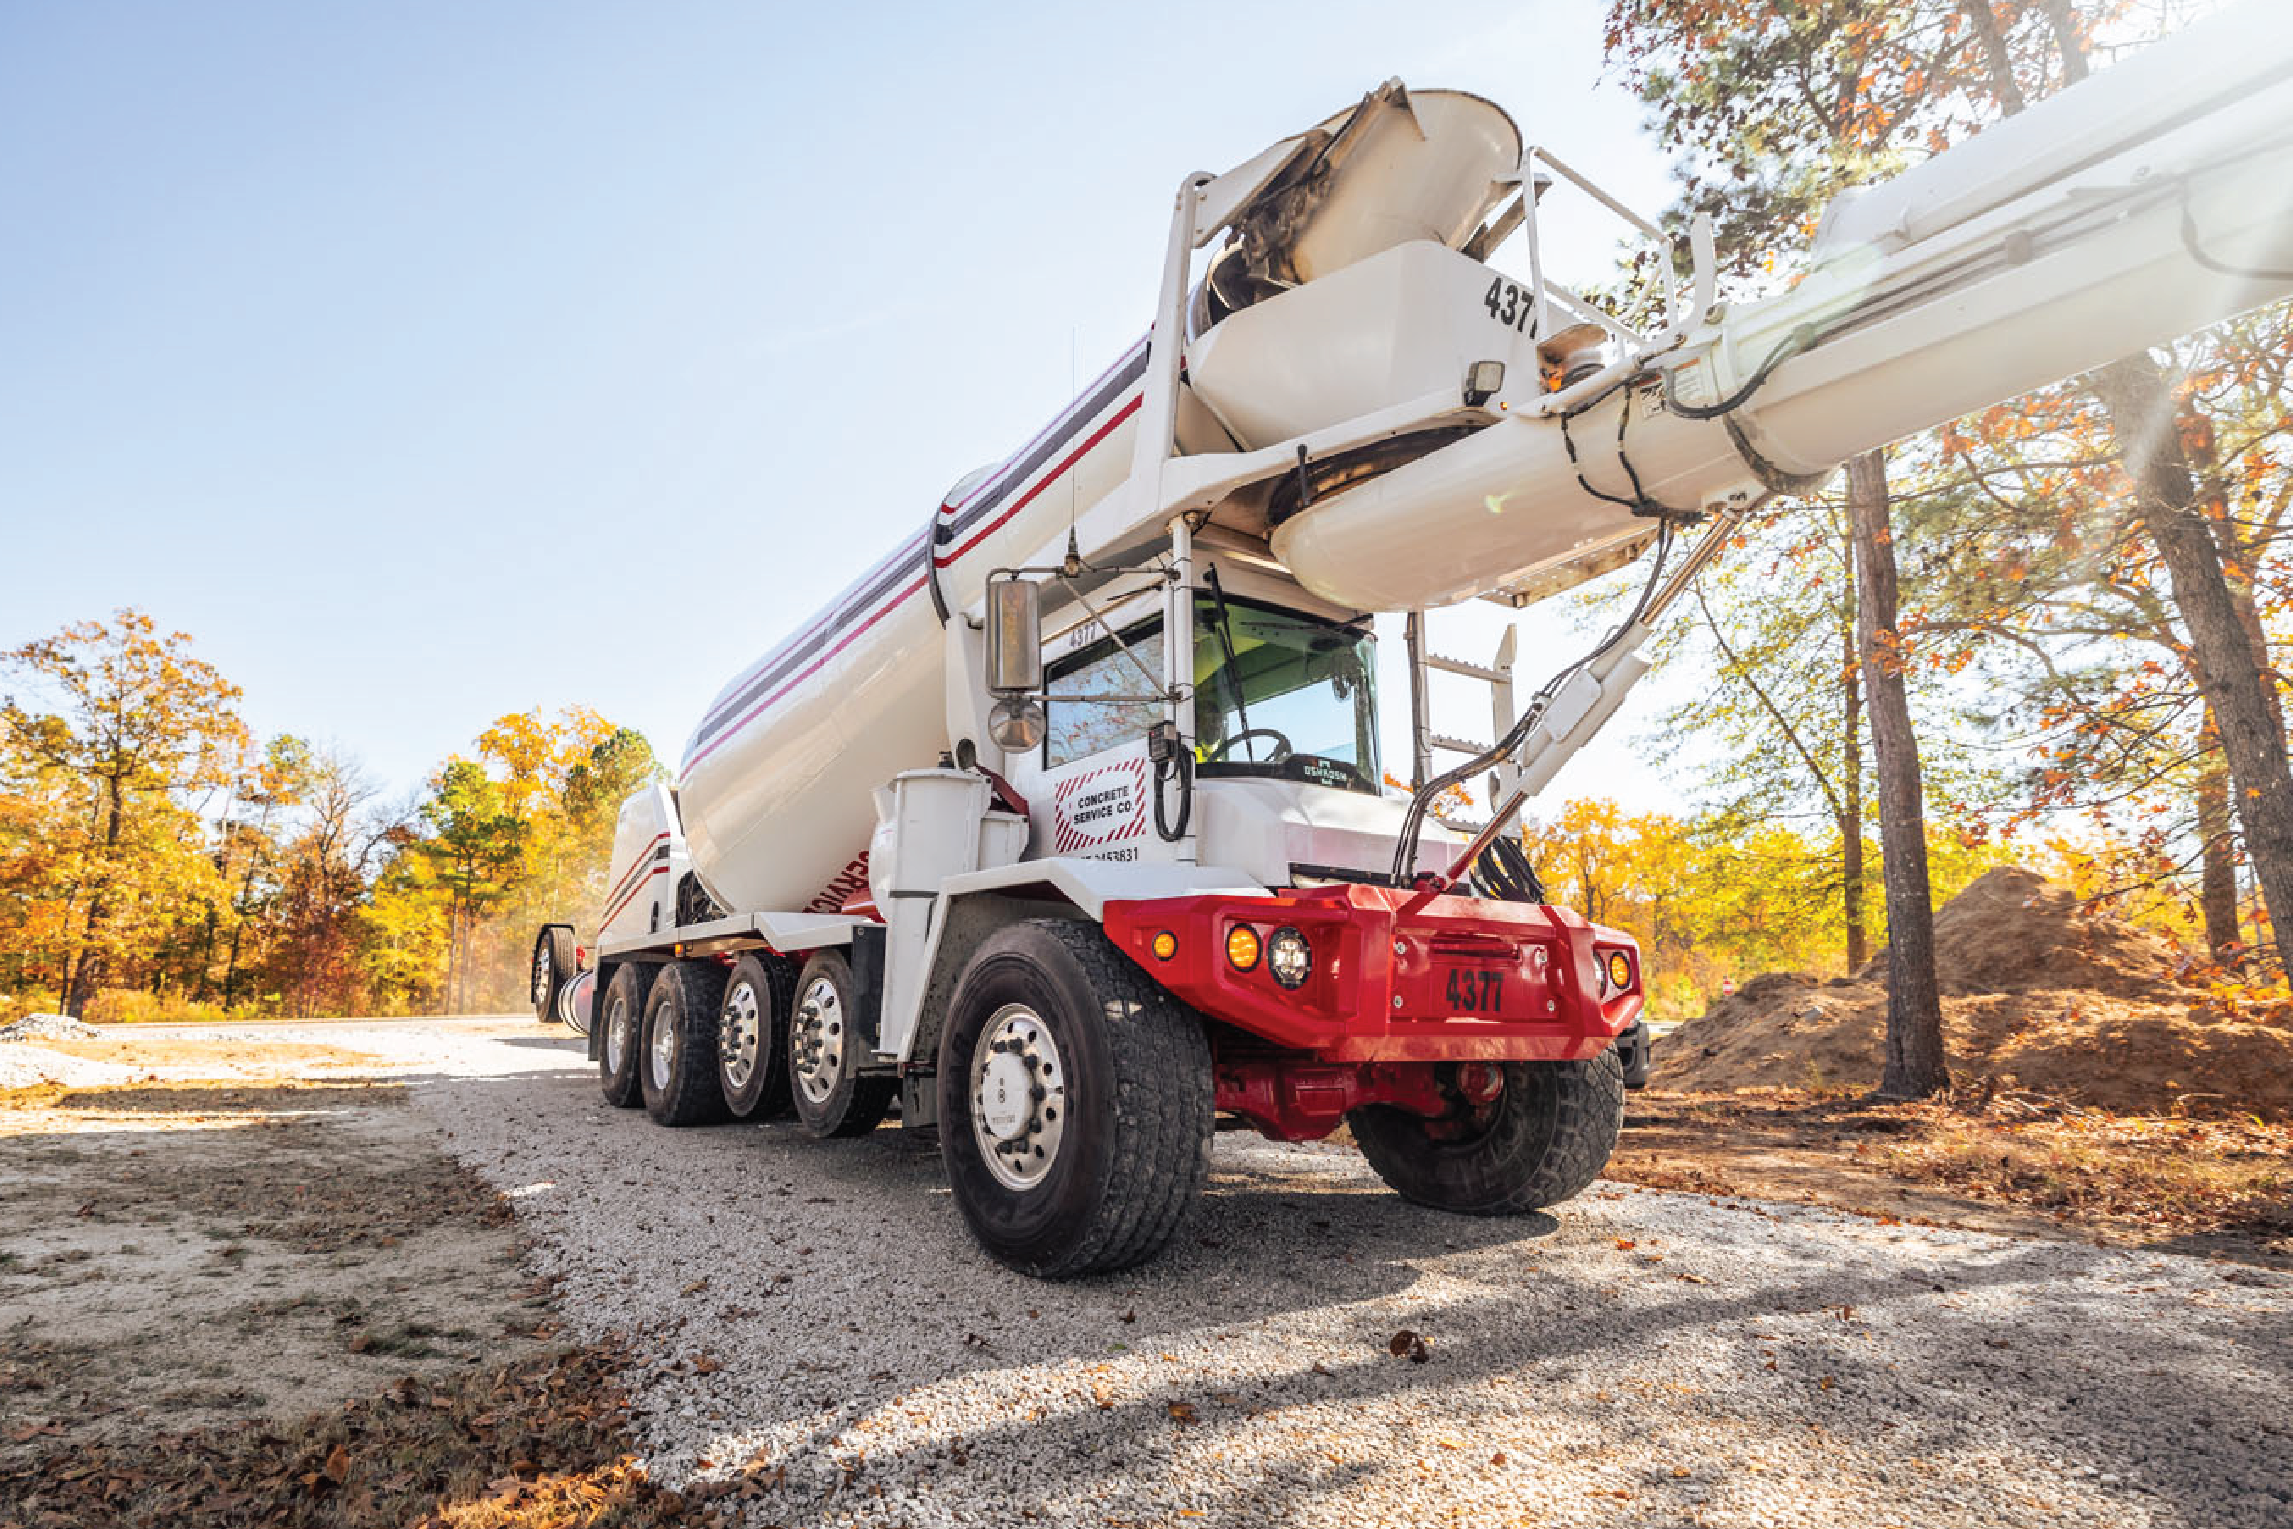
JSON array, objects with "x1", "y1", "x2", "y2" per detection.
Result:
[{"x1": 172, "y1": 1020, "x2": 2293, "y2": 1528}]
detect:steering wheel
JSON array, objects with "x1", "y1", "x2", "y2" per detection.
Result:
[{"x1": 1203, "y1": 727, "x2": 1294, "y2": 763}]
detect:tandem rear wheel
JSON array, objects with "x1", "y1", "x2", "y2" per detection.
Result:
[
  {"x1": 937, "y1": 919, "x2": 1214, "y2": 1280},
  {"x1": 788, "y1": 949, "x2": 898, "y2": 1138},
  {"x1": 641, "y1": 960, "x2": 732, "y2": 1126},
  {"x1": 1346, "y1": 1049, "x2": 1626, "y2": 1215}
]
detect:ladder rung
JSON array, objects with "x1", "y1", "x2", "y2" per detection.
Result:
[
  {"x1": 1425, "y1": 654, "x2": 1511, "y2": 684},
  {"x1": 1425, "y1": 733, "x2": 1492, "y2": 756}
]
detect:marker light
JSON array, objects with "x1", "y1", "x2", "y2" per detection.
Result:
[
  {"x1": 1225, "y1": 925, "x2": 1262, "y2": 971},
  {"x1": 1151, "y1": 930, "x2": 1178, "y2": 962},
  {"x1": 1267, "y1": 927, "x2": 1313, "y2": 989},
  {"x1": 1606, "y1": 950, "x2": 1634, "y2": 990}
]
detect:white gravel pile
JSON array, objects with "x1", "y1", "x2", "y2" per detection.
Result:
[
  {"x1": 0, "y1": 1012, "x2": 97, "y2": 1042},
  {"x1": 339, "y1": 1024, "x2": 2290, "y2": 1528}
]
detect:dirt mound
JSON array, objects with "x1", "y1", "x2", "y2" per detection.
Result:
[
  {"x1": 1866, "y1": 865, "x2": 2183, "y2": 999},
  {"x1": 1661, "y1": 867, "x2": 2293, "y2": 1117}
]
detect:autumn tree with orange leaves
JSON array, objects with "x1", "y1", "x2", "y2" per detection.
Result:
[{"x1": 1606, "y1": 1, "x2": 2293, "y2": 1075}]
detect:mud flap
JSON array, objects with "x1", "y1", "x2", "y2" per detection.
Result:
[{"x1": 1613, "y1": 1020, "x2": 1651, "y2": 1090}]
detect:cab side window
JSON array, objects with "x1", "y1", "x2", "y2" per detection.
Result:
[{"x1": 1043, "y1": 621, "x2": 1164, "y2": 769}]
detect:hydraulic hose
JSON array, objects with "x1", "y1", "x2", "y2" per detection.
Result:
[{"x1": 1388, "y1": 519, "x2": 1676, "y2": 887}]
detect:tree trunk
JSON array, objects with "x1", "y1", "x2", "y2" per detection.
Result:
[
  {"x1": 1846, "y1": 450, "x2": 1949, "y2": 1098},
  {"x1": 2090, "y1": 353, "x2": 2293, "y2": 959},
  {"x1": 1841, "y1": 541, "x2": 1869, "y2": 970},
  {"x1": 2196, "y1": 741, "x2": 2241, "y2": 959}
]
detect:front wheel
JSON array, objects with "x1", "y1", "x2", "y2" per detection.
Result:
[
  {"x1": 531, "y1": 926, "x2": 575, "y2": 1024},
  {"x1": 1348, "y1": 1050, "x2": 1625, "y2": 1215},
  {"x1": 937, "y1": 919, "x2": 1214, "y2": 1279}
]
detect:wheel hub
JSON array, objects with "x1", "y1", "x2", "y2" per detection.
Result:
[
  {"x1": 605, "y1": 996, "x2": 633, "y2": 1074},
  {"x1": 648, "y1": 1005, "x2": 677, "y2": 1090},
  {"x1": 532, "y1": 944, "x2": 551, "y2": 1006},
  {"x1": 721, "y1": 980, "x2": 760, "y2": 1091},
  {"x1": 969, "y1": 1006, "x2": 1065, "y2": 1192},
  {"x1": 792, "y1": 977, "x2": 844, "y2": 1105}
]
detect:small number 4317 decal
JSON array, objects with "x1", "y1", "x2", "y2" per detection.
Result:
[{"x1": 1484, "y1": 277, "x2": 1531, "y2": 333}]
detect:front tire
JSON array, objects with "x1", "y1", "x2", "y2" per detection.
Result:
[
  {"x1": 717, "y1": 954, "x2": 796, "y2": 1120},
  {"x1": 1348, "y1": 1050, "x2": 1625, "y2": 1215},
  {"x1": 787, "y1": 950, "x2": 896, "y2": 1138},
  {"x1": 641, "y1": 960, "x2": 732, "y2": 1126},
  {"x1": 937, "y1": 919, "x2": 1213, "y2": 1279},
  {"x1": 532, "y1": 926, "x2": 574, "y2": 1024},
  {"x1": 598, "y1": 964, "x2": 655, "y2": 1109}
]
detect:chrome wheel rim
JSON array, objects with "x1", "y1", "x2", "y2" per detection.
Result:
[
  {"x1": 648, "y1": 1004, "x2": 677, "y2": 1091},
  {"x1": 970, "y1": 1004, "x2": 1066, "y2": 1192},
  {"x1": 605, "y1": 995, "x2": 634, "y2": 1074},
  {"x1": 532, "y1": 942, "x2": 552, "y2": 1007},
  {"x1": 791, "y1": 976, "x2": 846, "y2": 1106},
  {"x1": 721, "y1": 979, "x2": 761, "y2": 1092}
]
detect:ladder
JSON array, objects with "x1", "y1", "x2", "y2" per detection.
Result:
[{"x1": 1403, "y1": 612, "x2": 1520, "y2": 819}]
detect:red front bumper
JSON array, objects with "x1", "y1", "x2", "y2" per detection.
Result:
[{"x1": 1101, "y1": 882, "x2": 1643, "y2": 1064}]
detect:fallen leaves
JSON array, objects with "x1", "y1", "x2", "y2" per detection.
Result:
[
  {"x1": 1387, "y1": 1329, "x2": 1431, "y2": 1364},
  {"x1": 0, "y1": 1343, "x2": 721, "y2": 1529}
]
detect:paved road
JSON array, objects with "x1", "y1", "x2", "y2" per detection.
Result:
[{"x1": 228, "y1": 1021, "x2": 2293, "y2": 1528}]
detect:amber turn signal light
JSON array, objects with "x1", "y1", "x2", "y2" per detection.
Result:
[
  {"x1": 1225, "y1": 925, "x2": 1262, "y2": 971},
  {"x1": 1606, "y1": 950, "x2": 1633, "y2": 990},
  {"x1": 1150, "y1": 929, "x2": 1178, "y2": 961}
]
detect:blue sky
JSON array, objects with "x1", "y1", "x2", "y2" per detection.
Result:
[{"x1": 0, "y1": 0, "x2": 1696, "y2": 811}]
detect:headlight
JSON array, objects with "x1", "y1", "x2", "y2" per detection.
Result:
[
  {"x1": 986, "y1": 696, "x2": 1047, "y2": 751},
  {"x1": 1267, "y1": 927, "x2": 1313, "y2": 989}
]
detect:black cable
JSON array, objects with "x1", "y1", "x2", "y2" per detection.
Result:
[
  {"x1": 1664, "y1": 323, "x2": 1819, "y2": 421},
  {"x1": 2179, "y1": 188, "x2": 2293, "y2": 283},
  {"x1": 1389, "y1": 519, "x2": 1677, "y2": 886},
  {"x1": 1153, "y1": 747, "x2": 1193, "y2": 842}
]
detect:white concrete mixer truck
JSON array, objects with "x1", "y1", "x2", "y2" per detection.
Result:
[{"x1": 530, "y1": 3, "x2": 2293, "y2": 1277}]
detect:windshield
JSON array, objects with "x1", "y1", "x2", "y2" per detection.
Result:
[{"x1": 1193, "y1": 593, "x2": 1380, "y2": 793}]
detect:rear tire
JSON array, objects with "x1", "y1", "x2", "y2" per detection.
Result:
[
  {"x1": 531, "y1": 926, "x2": 574, "y2": 1024},
  {"x1": 787, "y1": 950, "x2": 896, "y2": 1138},
  {"x1": 1348, "y1": 1050, "x2": 1625, "y2": 1215},
  {"x1": 717, "y1": 954, "x2": 796, "y2": 1120},
  {"x1": 598, "y1": 964, "x2": 655, "y2": 1109},
  {"x1": 937, "y1": 919, "x2": 1214, "y2": 1279},
  {"x1": 641, "y1": 960, "x2": 732, "y2": 1126}
]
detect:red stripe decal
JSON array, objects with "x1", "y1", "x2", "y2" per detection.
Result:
[
  {"x1": 686, "y1": 387, "x2": 1141, "y2": 770},
  {"x1": 686, "y1": 573, "x2": 929, "y2": 770},
  {"x1": 937, "y1": 394, "x2": 1143, "y2": 569},
  {"x1": 946, "y1": 340, "x2": 1148, "y2": 514},
  {"x1": 603, "y1": 864, "x2": 669, "y2": 930},
  {"x1": 692, "y1": 532, "x2": 927, "y2": 742},
  {"x1": 602, "y1": 833, "x2": 670, "y2": 909}
]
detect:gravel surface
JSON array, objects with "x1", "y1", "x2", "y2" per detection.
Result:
[
  {"x1": 239, "y1": 1023, "x2": 2293, "y2": 1526},
  {"x1": 0, "y1": 1012, "x2": 97, "y2": 1043}
]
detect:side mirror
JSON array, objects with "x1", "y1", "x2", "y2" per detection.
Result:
[{"x1": 984, "y1": 575, "x2": 1043, "y2": 695}]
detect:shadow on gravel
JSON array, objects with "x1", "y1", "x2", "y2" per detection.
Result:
[
  {"x1": 420, "y1": 1059, "x2": 2293, "y2": 1529},
  {"x1": 801, "y1": 1236, "x2": 2291, "y2": 1529}
]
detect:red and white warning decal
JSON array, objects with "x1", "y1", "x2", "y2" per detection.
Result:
[{"x1": 1051, "y1": 757, "x2": 1149, "y2": 855}]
